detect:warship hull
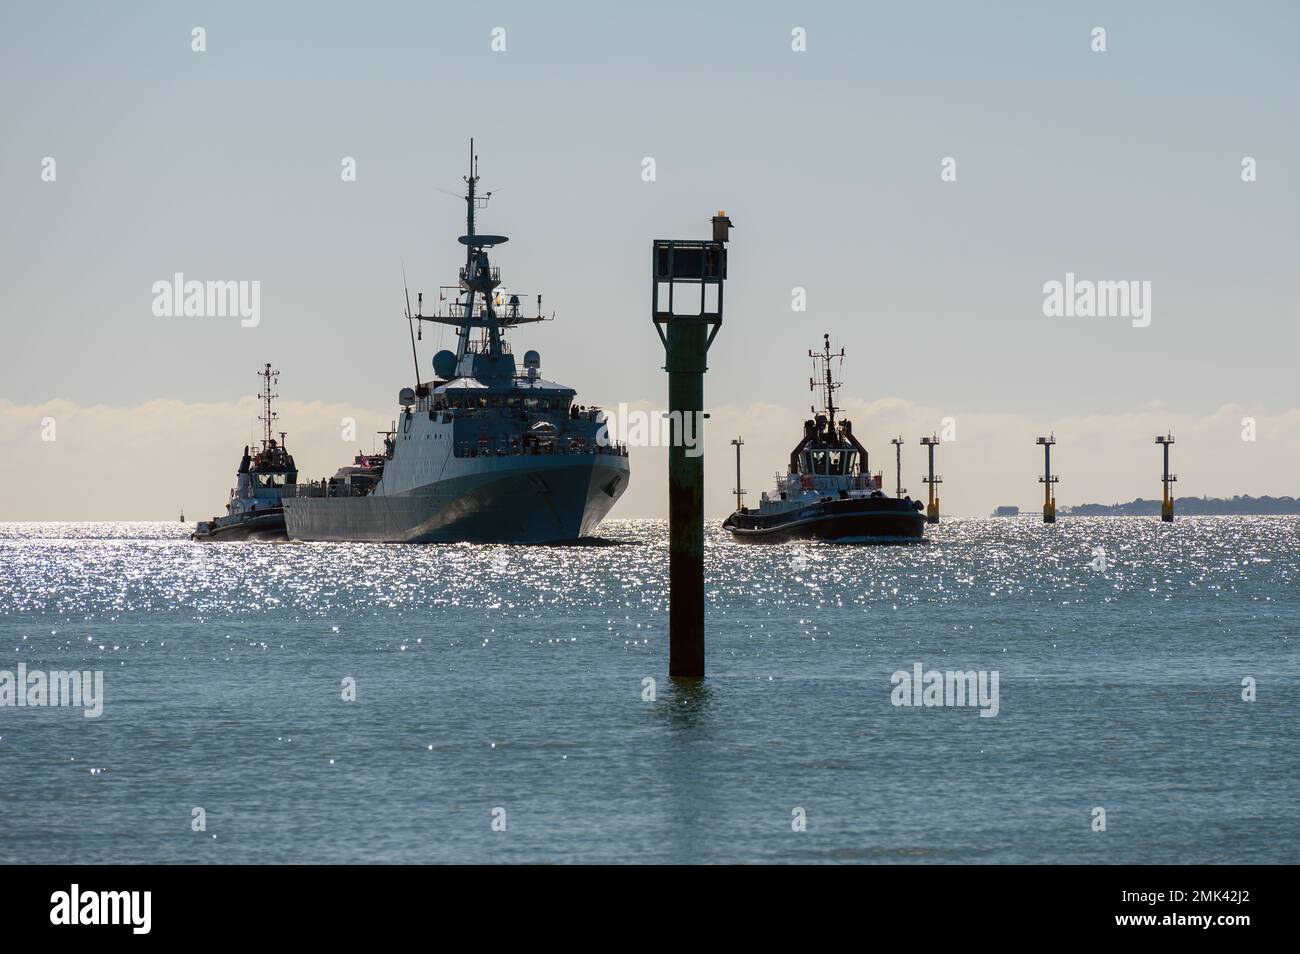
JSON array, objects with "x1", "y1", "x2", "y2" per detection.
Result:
[{"x1": 283, "y1": 455, "x2": 628, "y2": 543}]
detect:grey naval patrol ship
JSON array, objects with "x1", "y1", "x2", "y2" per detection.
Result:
[
  {"x1": 282, "y1": 147, "x2": 629, "y2": 543},
  {"x1": 723, "y1": 336, "x2": 925, "y2": 542},
  {"x1": 193, "y1": 364, "x2": 297, "y2": 541}
]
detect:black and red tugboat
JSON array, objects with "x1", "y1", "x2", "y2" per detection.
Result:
[
  {"x1": 722, "y1": 335, "x2": 925, "y2": 543},
  {"x1": 192, "y1": 364, "x2": 298, "y2": 541}
]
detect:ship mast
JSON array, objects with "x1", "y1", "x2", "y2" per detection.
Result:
[
  {"x1": 459, "y1": 139, "x2": 503, "y2": 360},
  {"x1": 408, "y1": 142, "x2": 547, "y2": 381},
  {"x1": 257, "y1": 363, "x2": 279, "y2": 451},
  {"x1": 809, "y1": 333, "x2": 844, "y2": 429},
  {"x1": 465, "y1": 139, "x2": 477, "y2": 251}
]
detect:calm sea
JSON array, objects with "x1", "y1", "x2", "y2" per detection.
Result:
[{"x1": 0, "y1": 517, "x2": 1296, "y2": 864}]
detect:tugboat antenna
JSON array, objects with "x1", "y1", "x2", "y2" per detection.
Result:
[
  {"x1": 257, "y1": 363, "x2": 280, "y2": 451},
  {"x1": 808, "y1": 333, "x2": 845, "y2": 427}
]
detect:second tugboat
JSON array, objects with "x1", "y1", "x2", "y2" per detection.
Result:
[
  {"x1": 192, "y1": 364, "x2": 297, "y2": 541},
  {"x1": 722, "y1": 335, "x2": 925, "y2": 542}
]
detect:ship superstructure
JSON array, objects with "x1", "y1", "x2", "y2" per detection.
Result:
[
  {"x1": 723, "y1": 335, "x2": 925, "y2": 542},
  {"x1": 282, "y1": 145, "x2": 629, "y2": 543}
]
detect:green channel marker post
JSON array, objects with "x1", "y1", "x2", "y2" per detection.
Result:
[{"x1": 651, "y1": 212, "x2": 733, "y2": 679}]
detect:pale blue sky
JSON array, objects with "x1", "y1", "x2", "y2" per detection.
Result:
[{"x1": 2, "y1": 0, "x2": 1297, "y2": 427}]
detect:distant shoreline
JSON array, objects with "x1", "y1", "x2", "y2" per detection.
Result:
[{"x1": 1061, "y1": 496, "x2": 1300, "y2": 516}]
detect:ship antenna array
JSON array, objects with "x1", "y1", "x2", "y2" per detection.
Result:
[
  {"x1": 257, "y1": 363, "x2": 279, "y2": 450},
  {"x1": 401, "y1": 258, "x2": 421, "y2": 390},
  {"x1": 466, "y1": 140, "x2": 476, "y2": 241},
  {"x1": 809, "y1": 333, "x2": 845, "y2": 426},
  {"x1": 463, "y1": 137, "x2": 494, "y2": 240}
]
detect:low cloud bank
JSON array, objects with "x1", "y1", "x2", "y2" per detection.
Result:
[{"x1": 3, "y1": 397, "x2": 1297, "y2": 520}]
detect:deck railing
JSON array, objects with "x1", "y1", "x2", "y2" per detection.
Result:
[
  {"x1": 282, "y1": 482, "x2": 372, "y2": 499},
  {"x1": 454, "y1": 442, "x2": 628, "y2": 460}
]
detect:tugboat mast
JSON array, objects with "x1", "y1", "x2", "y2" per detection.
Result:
[
  {"x1": 257, "y1": 363, "x2": 280, "y2": 451},
  {"x1": 809, "y1": 333, "x2": 845, "y2": 428}
]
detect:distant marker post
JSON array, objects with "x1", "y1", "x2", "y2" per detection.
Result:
[
  {"x1": 1036, "y1": 435, "x2": 1058, "y2": 523},
  {"x1": 920, "y1": 435, "x2": 941, "y2": 524},
  {"x1": 1155, "y1": 432, "x2": 1176, "y2": 521}
]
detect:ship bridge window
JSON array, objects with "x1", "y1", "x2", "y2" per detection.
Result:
[
  {"x1": 805, "y1": 450, "x2": 854, "y2": 475},
  {"x1": 257, "y1": 474, "x2": 286, "y2": 488},
  {"x1": 524, "y1": 396, "x2": 568, "y2": 412},
  {"x1": 446, "y1": 395, "x2": 490, "y2": 409},
  {"x1": 825, "y1": 450, "x2": 853, "y2": 475}
]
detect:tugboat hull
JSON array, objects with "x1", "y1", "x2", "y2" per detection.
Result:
[
  {"x1": 724, "y1": 497, "x2": 925, "y2": 543},
  {"x1": 191, "y1": 509, "x2": 287, "y2": 542}
]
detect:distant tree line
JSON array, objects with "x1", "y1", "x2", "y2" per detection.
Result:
[{"x1": 1063, "y1": 495, "x2": 1300, "y2": 516}]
